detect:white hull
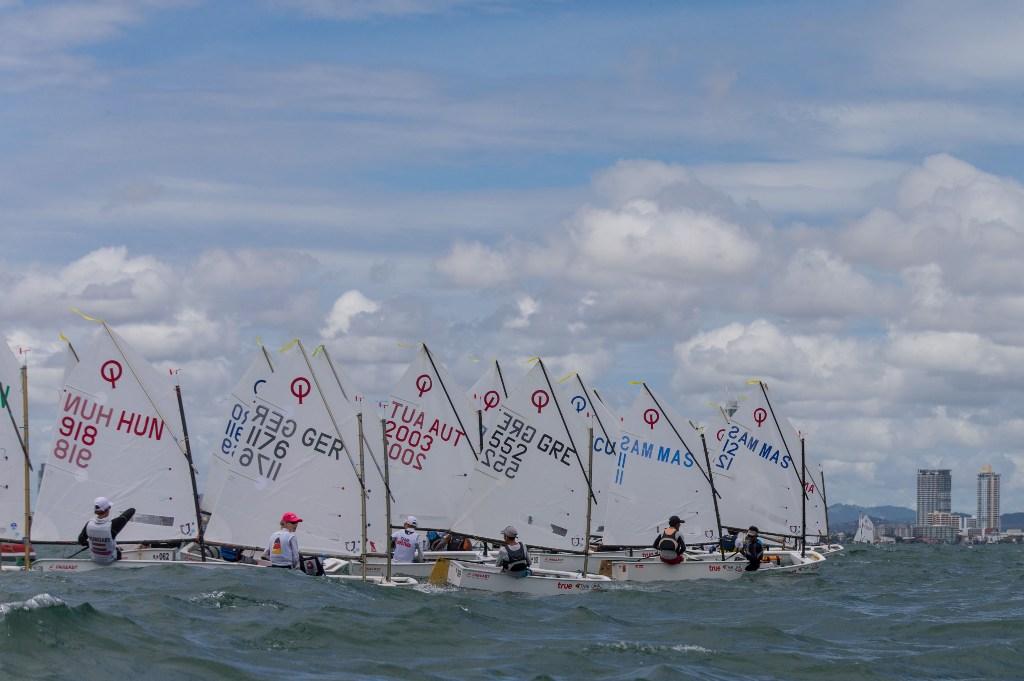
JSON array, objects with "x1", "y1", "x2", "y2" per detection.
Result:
[
  {"x1": 323, "y1": 551, "x2": 490, "y2": 579},
  {"x1": 434, "y1": 559, "x2": 610, "y2": 594},
  {"x1": 531, "y1": 549, "x2": 659, "y2": 572},
  {"x1": 602, "y1": 558, "x2": 746, "y2": 582},
  {"x1": 30, "y1": 557, "x2": 260, "y2": 573}
]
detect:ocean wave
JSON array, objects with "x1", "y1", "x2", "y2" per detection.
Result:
[
  {"x1": 0, "y1": 593, "x2": 66, "y2": 617},
  {"x1": 187, "y1": 590, "x2": 285, "y2": 609},
  {"x1": 591, "y1": 641, "x2": 715, "y2": 655}
]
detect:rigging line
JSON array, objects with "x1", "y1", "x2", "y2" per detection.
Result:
[
  {"x1": 538, "y1": 359, "x2": 597, "y2": 504},
  {"x1": 318, "y1": 345, "x2": 350, "y2": 402},
  {"x1": 495, "y1": 359, "x2": 509, "y2": 398},
  {"x1": 2, "y1": 390, "x2": 31, "y2": 471},
  {"x1": 296, "y1": 340, "x2": 363, "y2": 488},
  {"x1": 574, "y1": 375, "x2": 614, "y2": 451},
  {"x1": 643, "y1": 383, "x2": 714, "y2": 489},
  {"x1": 423, "y1": 343, "x2": 479, "y2": 460},
  {"x1": 260, "y1": 343, "x2": 275, "y2": 374},
  {"x1": 320, "y1": 345, "x2": 393, "y2": 502},
  {"x1": 757, "y1": 381, "x2": 806, "y2": 494},
  {"x1": 103, "y1": 323, "x2": 188, "y2": 459}
]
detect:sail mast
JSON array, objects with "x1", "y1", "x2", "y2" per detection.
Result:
[
  {"x1": 358, "y1": 414, "x2": 367, "y2": 581},
  {"x1": 699, "y1": 429, "x2": 726, "y2": 560},
  {"x1": 174, "y1": 383, "x2": 206, "y2": 561},
  {"x1": 582, "y1": 425, "x2": 594, "y2": 576},
  {"x1": 21, "y1": 364, "x2": 31, "y2": 569},
  {"x1": 382, "y1": 417, "x2": 393, "y2": 583},
  {"x1": 800, "y1": 437, "x2": 807, "y2": 557}
]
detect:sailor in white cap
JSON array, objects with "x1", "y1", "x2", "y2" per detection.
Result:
[
  {"x1": 391, "y1": 515, "x2": 426, "y2": 563},
  {"x1": 77, "y1": 497, "x2": 136, "y2": 565},
  {"x1": 494, "y1": 525, "x2": 530, "y2": 576}
]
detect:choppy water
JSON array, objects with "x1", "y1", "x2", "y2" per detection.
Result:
[{"x1": 1, "y1": 545, "x2": 1021, "y2": 681}]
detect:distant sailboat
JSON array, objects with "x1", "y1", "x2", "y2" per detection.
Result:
[{"x1": 853, "y1": 513, "x2": 877, "y2": 544}]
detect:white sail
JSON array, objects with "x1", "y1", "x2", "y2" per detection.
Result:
[
  {"x1": 707, "y1": 382, "x2": 804, "y2": 538},
  {"x1": 468, "y1": 360, "x2": 509, "y2": 413},
  {"x1": 603, "y1": 383, "x2": 719, "y2": 547},
  {"x1": 467, "y1": 360, "x2": 510, "y2": 453},
  {"x1": 799, "y1": 445, "x2": 829, "y2": 543},
  {"x1": 555, "y1": 375, "x2": 618, "y2": 540},
  {"x1": 384, "y1": 344, "x2": 477, "y2": 530},
  {"x1": 452, "y1": 359, "x2": 598, "y2": 552},
  {"x1": 853, "y1": 513, "x2": 877, "y2": 543},
  {"x1": 204, "y1": 341, "x2": 377, "y2": 557},
  {"x1": 33, "y1": 324, "x2": 199, "y2": 543},
  {"x1": 309, "y1": 346, "x2": 387, "y2": 553},
  {"x1": 201, "y1": 349, "x2": 275, "y2": 516},
  {"x1": 0, "y1": 339, "x2": 27, "y2": 541}
]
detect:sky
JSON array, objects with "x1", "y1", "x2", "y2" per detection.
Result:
[{"x1": 3, "y1": 0, "x2": 1024, "y2": 513}]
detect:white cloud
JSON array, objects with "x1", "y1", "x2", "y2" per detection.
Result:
[
  {"x1": 320, "y1": 290, "x2": 381, "y2": 337},
  {"x1": 436, "y1": 242, "x2": 512, "y2": 287},
  {"x1": 503, "y1": 295, "x2": 538, "y2": 330}
]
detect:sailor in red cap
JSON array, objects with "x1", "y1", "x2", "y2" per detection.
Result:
[{"x1": 263, "y1": 511, "x2": 303, "y2": 568}]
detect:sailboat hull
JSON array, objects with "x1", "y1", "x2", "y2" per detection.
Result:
[
  {"x1": 601, "y1": 558, "x2": 746, "y2": 582},
  {"x1": 440, "y1": 560, "x2": 611, "y2": 594}
]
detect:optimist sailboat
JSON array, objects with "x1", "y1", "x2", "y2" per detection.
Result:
[
  {"x1": 596, "y1": 383, "x2": 748, "y2": 582},
  {"x1": 438, "y1": 359, "x2": 612, "y2": 594},
  {"x1": 703, "y1": 382, "x2": 827, "y2": 573},
  {"x1": 204, "y1": 341, "x2": 384, "y2": 561},
  {"x1": 0, "y1": 337, "x2": 33, "y2": 568},
  {"x1": 31, "y1": 321, "x2": 213, "y2": 572}
]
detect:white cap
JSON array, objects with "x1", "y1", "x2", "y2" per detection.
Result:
[
  {"x1": 406, "y1": 515, "x2": 418, "y2": 527},
  {"x1": 94, "y1": 496, "x2": 112, "y2": 512}
]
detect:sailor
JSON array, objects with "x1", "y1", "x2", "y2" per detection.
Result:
[
  {"x1": 739, "y1": 525, "x2": 765, "y2": 571},
  {"x1": 494, "y1": 525, "x2": 530, "y2": 576},
  {"x1": 391, "y1": 516, "x2": 425, "y2": 563},
  {"x1": 77, "y1": 496, "x2": 136, "y2": 565},
  {"x1": 263, "y1": 512, "x2": 302, "y2": 568},
  {"x1": 652, "y1": 515, "x2": 686, "y2": 564}
]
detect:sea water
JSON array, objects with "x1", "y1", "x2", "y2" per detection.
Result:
[{"x1": 0, "y1": 544, "x2": 1020, "y2": 681}]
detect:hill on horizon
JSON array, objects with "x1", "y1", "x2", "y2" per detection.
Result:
[{"x1": 828, "y1": 504, "x2": 1024, "y2": 532}]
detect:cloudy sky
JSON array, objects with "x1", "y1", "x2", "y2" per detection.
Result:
[{"x1": 3, "y1": 0, "x2": 1024, "y2": 513}]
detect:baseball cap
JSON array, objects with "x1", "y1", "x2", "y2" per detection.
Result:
[
  {"x1": 281, "y1": 512, "x2": 303, "y2": 524},
  {"x1": 94, "y1": 497, "x2": 111, "y2": 513},
  {"x1": 502, "y1": 525, "x2": 518, "y2": 538},
  {"x1": 669, "y1": 515, "x2": 682, "y2": 526},
  {"x1": 406, "y1": 515, "x2": 418, "y2": 527}
]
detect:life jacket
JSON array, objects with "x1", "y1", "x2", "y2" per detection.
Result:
[
  {"x1": 268, "y1": 530, "x2": 297, "y2": 567},
  {"x1": 656, "y1": 527, "x2": 683, "y2": 562},
  {"x1": 86, "y1": 517, "x2": 118, "y2": 565},
  {"x1": 446, "y1": 534, "x2": 469, "y2": 552},
  {"x1": 299, "y1": 554, "x2": 324, "y2": 576},
  {"x1": 504, "y1": 543, "x2": 529, "y2": 573},
  {"x1": 219, "y1": 546, "x2": 242, "y2": 562}
]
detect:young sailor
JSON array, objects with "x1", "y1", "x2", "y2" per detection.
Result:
[
  {"x1": 494, "y1": 525, "x2": 530, "y2": 576},
  {"x1": 77, "y1": 497, "x2": 136, "y2": 564},
  {"x1": 263, "y1": 512, "x2": 303, "y2": 568},
  {"x1": 391, "y1": 516, "x2": 425, "y2": 563},
  {"x1": 739, "y1": 525, "x2": 765, "y2": 571},
  {"x1": 652, "y1": 515, "x2": 686, "y2": 564}
]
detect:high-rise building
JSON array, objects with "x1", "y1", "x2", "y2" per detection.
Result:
[
  {"x1": 917, "y1": 469, "x2": 952, "y2": 525},
  {"x1": 977, "y1": 465, "x2": 1001, "y2": 532}
]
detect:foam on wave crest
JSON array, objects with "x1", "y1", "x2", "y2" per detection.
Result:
[{"x1": 0, "y1": 593, "x2": 67, "y2": 617}]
